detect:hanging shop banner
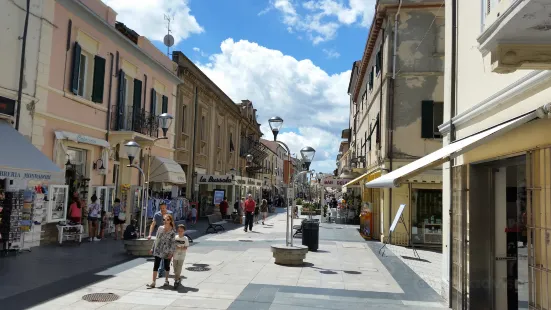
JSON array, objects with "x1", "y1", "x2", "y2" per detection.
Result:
[
  {"x1": 198, "y1": 174, "x2": 233, "y2": 185},
  {"x1": 322, "y1": 177, "x2": 358, "y2": 188},
  {"x1": 54, "y1": 131, "x2": 110, "y2": 148}
]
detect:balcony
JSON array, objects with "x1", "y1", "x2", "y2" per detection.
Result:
[
  {"x1": 110, "y1": 105, "x2": 159, "y2": 138},
  {"x1": 478, "y1": 0, "x2": 551, "y2": 73},
  {"x1": 341, "y1": 128, "x2": 351, "y2": 140},
  {"x1": 240, "y1": 135, "x2": 269, "y2": 174}
]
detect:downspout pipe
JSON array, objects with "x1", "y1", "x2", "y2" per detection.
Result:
[
  {"x1": 388, "y1": 1, "x2": 401, "y2": 242},
  {"x1": 15, "y1": 0, "x2": 31, "y2": 131},
  {"x1": 189, "y1": 86, "x2": 199, "y2": 201},
  {"x1": 449, "y1": 0, "x2": 458, "y2": 306},
  {"x1": 103, "y1": 52, "x2": 114, "y2": 186}
]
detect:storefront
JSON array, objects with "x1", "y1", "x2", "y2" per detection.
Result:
[
  {"x1": 364, "y1": 110, "x2": 551, "y2": 309},
  {"x1": 197, "y1": 174, "x2": 234, "y2": 217},
  {"x1": 53, "y1": 130, "x2": 111, "y2": 238},
  {"x1": 147, "y1": 156, "x2": 187, "y2": 199},
  {"x1": 0, "y1": 120, "x2": 65, "y2": 252}
]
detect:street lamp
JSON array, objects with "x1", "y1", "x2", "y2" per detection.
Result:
[
  {"x1": 124, "y1": 141, "x2": 147, "y2": 237},
  {"x1": 158, "y1": 113, "x2": 173, "y2": 137},
  {"x1": 300, "y1": 146, "x2": 316, "y2": 171},
  {"x1": 268, "y1": 116, "x2": 284, "y2": 141}
]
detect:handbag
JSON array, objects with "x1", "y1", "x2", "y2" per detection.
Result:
[{"x1": 118, "y1": 211, "x2": 126, "y2": 221}]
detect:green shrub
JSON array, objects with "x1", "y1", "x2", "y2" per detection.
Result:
[{"x1": 296, "y1": 198, "x2": 303, "y2": 205}]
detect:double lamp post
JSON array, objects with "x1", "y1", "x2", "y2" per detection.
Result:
[
  {"x1": 124, "y1": 113, "x2": 173, "y2": 238},
  {"x1": 268, "y1": 116, "x2": 315, "y2": 247}
]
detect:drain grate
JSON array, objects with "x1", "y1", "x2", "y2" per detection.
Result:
[
  {"x1": 82, "y1": 293, "x2": 120, "y2": 302},
  {"x1": 239, "y1": 239, "x2": 253, "y2": 242},
  {"x1": 186, "y1": 266, "x2": 211, "y2": 272},
  {"x1": 343, "y1": 271, "x2": 362, "y2": 275}
]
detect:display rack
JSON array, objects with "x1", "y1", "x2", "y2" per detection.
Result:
[{"x1": 0, "y1": 191, "x2": 24, "y2": 256}]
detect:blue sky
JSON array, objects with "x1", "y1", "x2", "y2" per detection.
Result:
[{"x1": 105, "y1": 0, "x2": 376, "y2": 173}]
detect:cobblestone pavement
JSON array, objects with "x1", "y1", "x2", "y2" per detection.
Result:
[{"x1": 1, "y1": 211, "x2": 449, "y2": 310}]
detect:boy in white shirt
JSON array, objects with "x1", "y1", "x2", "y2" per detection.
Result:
[{"x1": 173, "y1": 224, "x2": 189, "y2": 289}]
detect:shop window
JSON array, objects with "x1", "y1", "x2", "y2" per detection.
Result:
[
  {"x1": 67, "y1": 147, "x2": 88, "y2": 178},
  {"x1": 411, "y1": 189, "x2": 442, "y2": 244}
]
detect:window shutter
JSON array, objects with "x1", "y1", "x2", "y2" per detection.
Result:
[
  {"x1": 376, "y1": 50, "x2": 381, "y2": 74},
  {"x1": 132, "y1": 79, "x2": 142, "y2": 131},
  {"x1": 369, "y1": 68, "x2": 374, "y2": 90},
  {"x1": 376, "y1": 113, "x2": 381, "y2": 144},
  {"x1": 91, "y1": 55, "x2": 106, "y2": 103},
  {"x1": 116, "y1": 70, "x2": 126, "y2": 130},
  {"x1": 70, "y1": 42, "x2": 81, "y2": 95},
  {"x1": 421, "y1": 100, "x2": 434, "y2": 138},
  {"x1": 150, "y1": 89, "x2": 157, "y2": 114},
  {"x1": 162, "y1": 95, "x2": 168, "y2": 113}
]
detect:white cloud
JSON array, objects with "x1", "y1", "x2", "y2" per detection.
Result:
[
  {"x1": 192, "y1": 47, "x2": 208, "y2": 57},
  {"x1": 197, "y1": 39, "x2": 349, "y2": 171},
  {"x1": 267, "y1": 0, "x2": 376, "y2": 44},
  {"x1": 103, "y1": 0, "x2": 204, "y2": 44},
  {"x1": 322, "y1": 48, "x2": 340, "y2": 59}
]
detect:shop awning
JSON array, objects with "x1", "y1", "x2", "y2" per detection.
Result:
[
  {"x1": 342, "y1": 170, "x2": 382, "y2": 191},
  {"x1": 149, "y1": 156, "x2": 186, "y2": 185},
  {"x1": 366, "y1": 112, "x2": 536, "y2": 188},
  {"x1": 0, "y1": 121, "x2": 63, "y2": 182},
  {"x1": 54, "y1": 131, "x2": 110, "y2": 148}
]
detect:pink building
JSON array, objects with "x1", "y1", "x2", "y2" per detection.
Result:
[{"x1": 33, "y1": 0, "x2": 184, "y2": 241}]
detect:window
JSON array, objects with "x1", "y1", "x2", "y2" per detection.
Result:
[
  {"x1": 217, "y1": 124, "x2": 221, "y2": 147},
  {"x1": 375, "y1": 49, "x2": 381, "y2": 75},
  {"x1": 181, "y1": 105, "x2": 187, "y2": 134},
  {"x1": 125, "y1": 76, "x2": 134, "y2": 107},
  {"x1": 421, "y1": 101, "x2": 444, "y2": 139},
  {"x1": 71, "y1": 42, "x2": 106, "y2": 103},
  {"x1": 435, "y1": 19, "x2": 445, "y2": 54},
  {"x1": 156, "y1": 92, "x2": 162, "y2": 115},
  {"x1": 200, "y1": 115, "x2": 206, "y2": 141},
  {"x1": 369, "y1": 67, "x2": 374, "y2": 91},
  {"x1": 77, "y1": 53, "x2": 87, "y2": 97},
  {"x1": 67, "y1": 147, "x2": 87, "y2": 177}
]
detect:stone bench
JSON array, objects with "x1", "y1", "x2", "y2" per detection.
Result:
[
  {"x1": 271, "y1": 244, "x2": 309, "y2": 266},
  {"x1": 206, "y1": 214, "x2": 227, "y2": 234}
]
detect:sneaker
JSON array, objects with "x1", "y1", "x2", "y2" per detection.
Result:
[
  {"x1": 244, "y1": 229, "x2": 247, "y2": 232},
  {"x1": 93, "y1": 237, "x2": 101, "y2": 242},
  {"x1": 164, "y1": 280, "x2": 170, "y2": 286},
  {"x1": 173, "y1": 280, "x2": 180, "y2": 289}
]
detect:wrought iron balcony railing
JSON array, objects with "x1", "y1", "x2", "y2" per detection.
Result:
[
  {"x1": 110, "y1": 105, "x2": 159, "y2": 138},
  {"x1": 240, "y1": 135, "x2": 268, "y2": 173}
]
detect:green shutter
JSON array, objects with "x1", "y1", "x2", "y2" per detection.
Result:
[
  {"x1": 376, "y1": 50, "x2": 381, "y2": 74},
  {"x1": 369, "y1": 69, "x2": 374, "y2": 90},
  {"x1": 116, "y1": 70, "x2": 126, "y2": 130},
  {"x1": 131, "y1": 79, "x2": 142, "y2": 131},
  {"x1": 91, "y1": 55, "x2": 106, "y2": 103},
  {"x1": 421, "y1": 100, "x2": 434, "y2": 138},
  {"x1": 162, "y1": 95, "x2": 168, "y2": 113},
  {"x1": 70, "y1": 42, "x2": 81, "y2": 95},
  {"x1": 150, "y1": 89, "x2": 157, "y2": 114}
]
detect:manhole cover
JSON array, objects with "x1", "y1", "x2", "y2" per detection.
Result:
[
  {"x1": 239, "y1": 239, "x2": 253, "y2": 242},
  {"x1": 186, "y1": 266, "x2": 211, "y2": 272},
  {"x1": 82, "y1": 293, "x2": 120, "y2": 302}
]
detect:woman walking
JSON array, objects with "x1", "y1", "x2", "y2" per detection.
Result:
[
  {"x1": 147, "y1": 214, "x2": 176, "y2": 288},
  {"x1": 112, "y1": 198, "x2": 125, "y2": 240},
  {"x1": 87, "y1": 194, "x2": 101, "y2": 242},
  {"x1": 260, "y1": 199, "x2": 268, "y2": 225}
]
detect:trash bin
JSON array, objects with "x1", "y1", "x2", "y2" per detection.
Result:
[{"x1": 301, "y1": 220, "x2": 319, "y2": 251}]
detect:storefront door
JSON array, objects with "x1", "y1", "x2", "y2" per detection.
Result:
[{"x1": 492, "y1": 158, "x2": 528, "y2": 310}]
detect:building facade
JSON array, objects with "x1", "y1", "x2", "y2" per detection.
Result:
[
  {"x1": 36, "y1": 0, "x2": 182, "y2": 241},
  {"x1": 172, "y1": 52, "x2": 266, "y2": 215},
  {"x1": 345, "y1": 0, "x2": 445, "y2": 246},
  {"x1": 261, "y1": 139, "x2": 286, "y2": 199}
]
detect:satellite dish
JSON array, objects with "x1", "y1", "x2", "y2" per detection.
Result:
[{"x1": 163, "y1": 34, "x2": 174, "y2": 47}]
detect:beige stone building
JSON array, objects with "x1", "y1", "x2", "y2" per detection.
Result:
[
  {"x1": 172, "y1": 52, "x2": 266, "y2": 215},
  {"x1": 343, "y1": 0, "x2": 445, "y2": 247}
]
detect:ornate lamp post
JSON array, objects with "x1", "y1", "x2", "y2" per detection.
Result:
[
  {"x1": 125, "y1": 113, "x2": 173, "y2": 237},
  {"x1": 269, "y1": 116, "x2": 316, "y2": 247}
]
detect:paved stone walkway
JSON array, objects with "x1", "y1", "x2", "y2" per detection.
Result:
[{"x1": 2, "y1": 211, "x2": 448, "y2": 309}]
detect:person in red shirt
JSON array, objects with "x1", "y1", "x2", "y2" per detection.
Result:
[
  {"x1": 220, "y1": 197, "x2": 229, "y2": 219},
  {"x1": 244, "y1": 194, "x2": 256, "y2": 232}
]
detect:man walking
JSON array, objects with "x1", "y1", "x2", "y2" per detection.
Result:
[
  {"x1": 148, "y1": 202, "x2": 173, "y2": 278},
  {"x1": 244, "y1": 194, "x2": 256, "y2": 232}
]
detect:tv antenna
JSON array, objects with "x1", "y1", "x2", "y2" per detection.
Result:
[{"x1": 163, "y1": 14, "x2": 175, "y2": 57}]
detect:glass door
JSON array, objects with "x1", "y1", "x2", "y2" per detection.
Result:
[{"x1": 47, "y1": 185, "x2": 69, "y2": 223}]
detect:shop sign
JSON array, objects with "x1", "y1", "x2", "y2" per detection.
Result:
[
  {"x1": 322, "y1": 177, "x2": 355, "y2": 188},
  {"x1": 0, "y1": 96, "x2": 16, "y2": 117},
  {"x1": 55, "y1": 131, "x2": 110, "y2": 148},
  {"x1": 198, "y1": 174, "x2": 233, "y2": 184},
  {"x1": 0, "y1": 170, "x2": 52, "y2": 180}
]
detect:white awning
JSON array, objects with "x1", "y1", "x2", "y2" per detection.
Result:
[
  {"x1": 54, "y1": 131, "x2": 110, "y2": 148},
  {"x1": 149, "y1": 156, "x2": 186, "y2": 185},
  {"x1": 366, "y1": 112, "x2": 536, "y2": 188},
  {"x1": 0, "y1": 121, "x2": 63, "y2": 182}
]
